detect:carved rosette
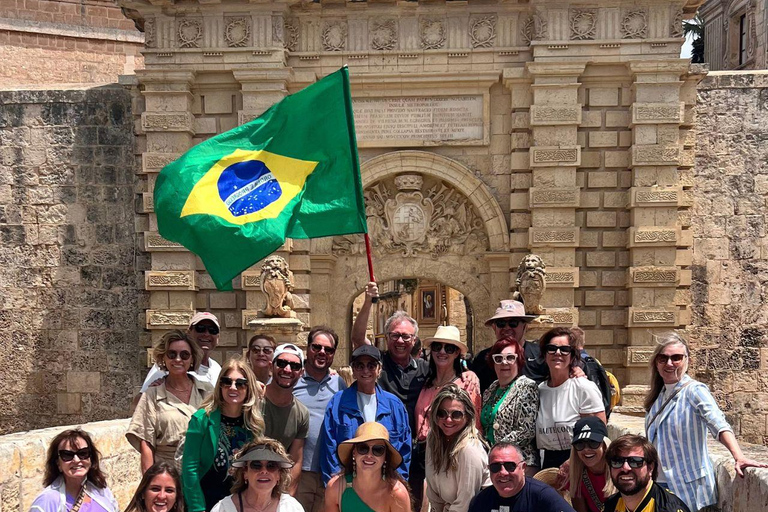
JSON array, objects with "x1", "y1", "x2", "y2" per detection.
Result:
[
  {"x1": 521, "y1": 11, "x2": 547, "y2": 45},
  {"x1": 332, "y1": 174, "x2": 489, "y2": 258},
  {"x1": 470, "y1": 16, "x2": 497, "y2": 48},
  {"x1": 178, "y1": 18, "x2": 202, "y2": 48},
  {"x1": 322, "y1": 21, "x2": 347, "y2": 52},
  {"x1": 621, "y1": 10, "x2": 648, "y2": 39},
  {"x1": 671, "y1": 9, "x2": 684, "y2": 38},
  {"x1": 225, "y1": 17, "x2": 251, "y2": 48},
  {"x1": 144, "y1": 18, "x2": 156, "y2": 48},
  {"x1": 371, "y1": 20, "x2": 397, "y2": 51},
  {"x1": 420, "y1": 19, "x2": 446, "y2": 50},
  {"x1": 284, "y1": 20, "x2": 298, "y2": 51},
  {"x1": 570, "y1": 10, "x2": 597, "y2": 40}
]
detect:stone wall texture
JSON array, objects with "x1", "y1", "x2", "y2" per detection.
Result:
[
  {"x1": 0, "y1": 87, "x2": 143, "y2": 434},
  {"x1": 690, "y1": 70, "x2": 768, "y2": 445}
]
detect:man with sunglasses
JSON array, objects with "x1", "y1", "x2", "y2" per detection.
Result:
[
  {"x1": 293, "y1": 326, "x2": 347, "y2": 512},
  {"x1": 139, "y1": 312, "x2": 222, "y2": 392},
  {"x1": 468, "y1": 442, "x2": 575, "y2": 512},
  {"x1": 262, "y1": 344, "x2": 309, "y2": 496},
  {"x1": 603, "y1": 434, "x2": 690, "y2": 512}
]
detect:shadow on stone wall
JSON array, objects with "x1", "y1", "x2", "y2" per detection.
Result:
[{"x1": 0, "y1": 86, "x2": 145, "y2": 433}]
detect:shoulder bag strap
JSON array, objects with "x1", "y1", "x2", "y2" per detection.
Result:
[
  {"x1": 69, "y1": 486, "x2": 86, "y2": 512},
  {"x1": 647, "y1": 381, "x2": 692, "y2": 440},
  {"x1": 581, "y1": 469, "x2": 604, "y2": 512}
]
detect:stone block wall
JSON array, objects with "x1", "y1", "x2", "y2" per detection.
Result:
[
  {"x1": 0, "y1": 418, "x2": 141, "y2": 512},
  {"x1": 690, "y1": 70, "x2": 768, "y2": 444},
  {"x1": 0, "y1": 87, "x2": 143, "y2": 434}
]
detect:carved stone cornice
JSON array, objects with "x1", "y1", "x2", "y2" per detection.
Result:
[{"x1": 526, "y1": 62, "x2": 587, "y2": 77}]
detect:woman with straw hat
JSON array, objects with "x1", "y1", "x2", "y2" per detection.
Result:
[{"x1": 324, "y1": 422, "x2": 411, "y2": 512}]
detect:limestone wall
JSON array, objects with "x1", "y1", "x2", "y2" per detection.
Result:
[
  {"x1": 690, "y1": 70, "x2": 768, "y2": 445},
  {"x1": 0, "y1": 419, "x2": 141, "y2": 512},
  {"x1": 0, "y1": 87, "x2": 143, "y2": 434}
]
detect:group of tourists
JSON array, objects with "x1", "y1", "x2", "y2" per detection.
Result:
[{"x1": 28, "y1": 284, "x2": 767, "y2": 512}]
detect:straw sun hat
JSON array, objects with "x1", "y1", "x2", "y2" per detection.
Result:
[
  {"x1": 337, "y1": 422, "x2": 403, "y2": 471},
  {"x1": 422, "y1": 325, "x2": 468, "y2": 356}
]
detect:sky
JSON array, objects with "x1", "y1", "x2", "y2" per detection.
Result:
[{"x1": 681, "y1": 31, "x2": 694, "y2": 59}]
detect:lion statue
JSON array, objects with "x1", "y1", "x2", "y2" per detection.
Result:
[
  {"x1": 512, "y1": 254, "x2": 547, "y2": 315},
  {"x1": 259, "y1": 255, "x2": 296, "y2": 318}
]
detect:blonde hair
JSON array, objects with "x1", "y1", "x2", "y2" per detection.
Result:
[
  {"x1": 567, "y1": 438, "x2": 616, "y2": 500},
  {"x1": 643, "y1": 332, "x2": 690, "y2": 412},
  {"x1": 230, "y1": 438, "x2": 291, "y2": 498},
  {"x1": 203, "y1": 357, "x2": 265, "y2": 435},
  {"x1": 426, "y1": 384, "x2": 486, "y2": 473},
  {"x1": 153, "y1": 330, "x2": 204, "y2": 372},
  {"x1": 337, "y1": 366, "x2": 354, "y2": 387}
]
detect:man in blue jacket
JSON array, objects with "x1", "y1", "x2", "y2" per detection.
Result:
[{"x1": 318, "y1": 345, "x2": 412, "y2": 484}]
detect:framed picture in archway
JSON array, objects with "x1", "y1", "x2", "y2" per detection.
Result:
[{"x1": 418, "y1": 286, "x2": 439, "y2": 326}]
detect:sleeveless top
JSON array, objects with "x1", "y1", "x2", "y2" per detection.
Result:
[{"x1": 340, "y1": 474, "x2": 376, "y2": 512}]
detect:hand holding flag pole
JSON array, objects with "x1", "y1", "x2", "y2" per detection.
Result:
[{"x1": 364, "y1": 233, "x2": 378, "y2": 304}]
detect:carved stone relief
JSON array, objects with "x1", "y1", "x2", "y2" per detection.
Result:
[
  {"x1": 332, "y1": 174, "x2": 489, "y2": 258},
  {"x1": 570, "y1": 10, "x2": 597, "y2": 40},
  {"x1": 178, "y1": 18, "x2": 202, "y2": 48},
  {"x1": 371, "y1": 20, "x2": 397, "y2": 51},
  {"x1": 621, "y1": 9, "x2": 648, "y2": 39},
  {"x1": 272, "y1": 16, "x2": 284, "y2": 45},
  {"x1": 671, "y1": 9, "x2": 684, "y2": 38},
  {"x1": 284, "y1": 20, "x2": 298, "y2": 51},
  {"x1": 225, "y1": 17, "x2": 251, "y2": 48},
  {"x1": 521, "y1": 10, "x2": 547, "y2": 45},
  {"x1": 420, "y1": 19, "x2": 446, "y2": 50},
  {"x1": 323, "y1": 21, "x2": 347, "y2": 51},
  {"x1": 513, "y1": 254, "x2": 546, "y2": 315},
  {"x1": 145, "y1": 18, "x2": 156, "y2": 48},
  {"x1": 470, "y1": 16, "x2": 497, "y2": 48},
  {"x1": 747, "y1": 0, "x2": 757, "y2": 59}
]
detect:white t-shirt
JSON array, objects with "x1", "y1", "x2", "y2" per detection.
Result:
[
  {"x1": 139, "y1": 358, "x2": 221, "y2": 393},
  {"x1": 211, "y1": 493, "x2": 303, "y2": 512},
  {"x1": 357, "y1": 391, "x2": 378, "y2": 422},
  {"x1": 536, "y1": 378, "x2": 604, "y2": 451}
]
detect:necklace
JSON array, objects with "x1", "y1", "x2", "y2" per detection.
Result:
[
  {"x1": 242, "y1": 491, "x2": 274, "y2": 512},
  {"x1": 432, "y1": 374, "x2": 456, "y2": 389},
  {"x1": 166, "y1": 379, "x2": 192, "y2": 394}
]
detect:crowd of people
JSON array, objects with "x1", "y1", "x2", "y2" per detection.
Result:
[{"x1": 28, "y1": 284, "x2": 767, "y2": 512}]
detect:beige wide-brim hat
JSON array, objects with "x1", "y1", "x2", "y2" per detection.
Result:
[
  {"x1": 338, "y1": 422, "x2": 403, "y2": 471},
  {"x1": 484, "y1": 300, "x2": 539, "y2": 326},
  {"x1": 423, "y1": 325, "x2": 468, "y2": 356}
]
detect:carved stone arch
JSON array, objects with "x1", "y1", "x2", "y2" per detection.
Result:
[{"x1": 360, "y1": 150, "x2": 509, "y2": 252}]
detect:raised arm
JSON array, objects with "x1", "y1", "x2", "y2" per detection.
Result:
[{"x1": 351, "y1": 281, "x2": 378, "y2": 349}]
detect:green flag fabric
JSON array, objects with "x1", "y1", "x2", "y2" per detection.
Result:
[{"x1": 154, "y1": 67, "x2": 367, "y2": 290}]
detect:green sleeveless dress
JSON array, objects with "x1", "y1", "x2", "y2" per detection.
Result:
[{"x1": 340, "y1": 474, "x2": 376, "y2": 512}]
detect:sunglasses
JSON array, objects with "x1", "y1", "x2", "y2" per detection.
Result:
[
  {"x1": 494, "y1": 320, "x2": 522, "y2": 329},
  {"x1": 387, "y1": 332, "x2": 414, "y2": 342},
  {"x1": 166, "y1": 350, "x2": 191, "y2": 361},
  {"x1": 250, "y1": 346, "x2": 275, "y2": 355},
  {"x1": 489, "y1": 461, "x2": 518, "y2": 473},
  {"x1": 492, "y1": 353, "x2": 518, "y2": 365},
  {"x1": 655, "y1": 354, "x2": 686, "y2": 365},
  {"x1": 574, "y1": 440, "x2": 602, "y2": 451},
  {"x1": 220, "y1": 377, "x2": 248, "y2": 389},
  {"x1": 436, "y1": 409, "x2": 465, "y2": 421},
  {"x1": 275, "y1": 359, "x2": 302, "y2": 371},
  {"x1": 193, "y1": 324, "x2": 219, "y2": 335},
  {"x1": 430, "y1": 342, "x2": 459, "y2": 355},
  {"x1": 59, "y1": 448, "x2": 91, "y2": 462},
  {"x1": 355, "y1": 444, "x2": 387, "y2": 457},
  {"x1": 310, "y1": 343, "x2": 336, "y2": 355},
  {"x1": 608, "y1": 456, "x2": 647, "y2": 469},
  {"x1": 352, "y1": 361, "x2": 379, "y2": 372},
  {"x1": 545, "y1": 344, "x2": 573, "y2": 355},
  {"x1": 249, "y1": 461, "x2": 280, "y2": 472}
]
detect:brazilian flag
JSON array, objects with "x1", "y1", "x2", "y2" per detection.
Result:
[{"x1": 154, "y1": 67, "x2": 367, "y2": 290}]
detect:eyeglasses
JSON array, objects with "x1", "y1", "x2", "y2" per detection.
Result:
[
  {"x1": 249, "y1": 461, "x2": 280, "y2": 472},
  {"x1": 494, "y1": 320, "x2": 522, "y2": 329},
  {"x1": 250, "y1": 346, "x2": 275, "y2": 355},
  {"x1": 193, "y1": 324, "x2": 219, "y2": 335},
  {"x1": 352, "y1": 361, "x2": 379, "y2": 372},
  {"x1": 655, "y1": 354, "x2": 686, "y2": 365},
  {"x1": 574, "y1": 440, "x2": 602, "y2": 451},
  {"x1": 608, "y1": 456, "x2": 647, "y2": 469},
  {"x1": 436, "y1": 409, "x2": 465, "y2": 421},
  {"x1": 166, "y1": 350, "x2": 191, "y2": 361},
  {"x1": 387, "y1": 332, "x2": 414, "y2": 342},
  {"x1": 355, "y1": 444, "x2": 387, "y2": 457},
  {"x1": 430, "y1": 342, "x2": 459, "y2": 355},
  {"x1": 489, "y1": 461, "x2": 518, "y2": 473},
  {"x1": 275, "y1": 359, "x2": 302, "y2": 371},
  {"x1": 220, "y1": 377, "x2": 248, "y2": 389},
  {"x1": 310, "y1": 343, "x2": 336, "y2": 355},
  {"x1": 492, "y1": 354, "x2": 518, "y2": 365},
  {"x1": 545, "y1": 344, "x2": 573, "y2": 356},
  {"x1": 59, "y1": 448, "x2": 91, "y2": 462}
]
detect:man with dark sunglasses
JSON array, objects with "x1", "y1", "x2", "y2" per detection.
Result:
[
  {"x1": 262, "y1": 343, "x2": 309, "y2": 496},
  {"x1": 293, "y1": 326, "x2": 347, "y2": 512},
  {"x1": 469, "y1": 442, "x2": 575, "y2": 512},
  {"x1": 603, "y1": 434, "x2": 690, "y2": 512}
]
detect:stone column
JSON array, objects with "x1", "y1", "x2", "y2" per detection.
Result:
[
  {"x1": 233, "y1": 69, "x2": 294, "y2": 125},
  {"x1": 621, "y1": 61, "x2": 693, "y2": 412},
  {"x1": 138, "y1": 70, "x2": 198, "y2": 351}
]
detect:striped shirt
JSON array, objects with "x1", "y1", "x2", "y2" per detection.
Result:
[{"x1": 645, "y1": 375, "x2": 731, "y2": 512}]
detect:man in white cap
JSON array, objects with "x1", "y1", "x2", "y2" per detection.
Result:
[{"x1": 139, "y1": 311, "x2": 222, "y2": 392}]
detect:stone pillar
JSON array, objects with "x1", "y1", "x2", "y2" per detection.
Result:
[
  {"x1": 621, "y1": 61, "x2": 693, "y2": 413},
  {"x1": 138, "y1": 70, "x2": 198, "y2": 352},
  {"x1": 485, "y1": 252, "x2": 512, "y2": 310},
  {"x1": 233, "y1": 69, "x2": 294, "y2": 125}
]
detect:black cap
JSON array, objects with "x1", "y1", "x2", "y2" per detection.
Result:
[
  {"x1": 351, "y1": 345, "x2": 382, "y2": 363},
  {"x1": 572, "y1": 417, "x2": 608, "y2": 444}
]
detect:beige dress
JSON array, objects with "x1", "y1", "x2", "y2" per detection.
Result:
[{"x1": 127, "y1": 377, "x2": 212, "y2": 464}]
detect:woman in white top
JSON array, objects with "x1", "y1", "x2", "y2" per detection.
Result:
[
  {"x1": 425, "y1": 384, "x2": 490, "y2": 512},
  {"x1": 211, "y1": 438, "x2": 303, "y2": 512},
  {"x1": 535, "y1": 327, "x2": 606, "y2": 470}
]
